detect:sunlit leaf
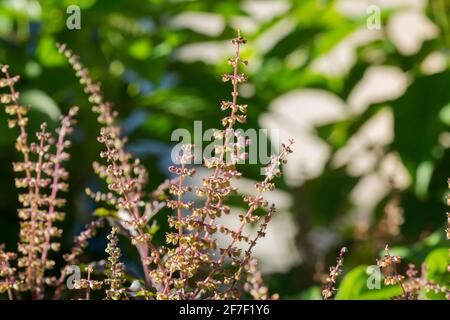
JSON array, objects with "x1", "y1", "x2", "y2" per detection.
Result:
[{"x1": 20, "y1": 89, "x2": 61, "y2": 121}]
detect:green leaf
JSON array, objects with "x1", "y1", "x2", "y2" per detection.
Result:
[
  {"x1": 439, "y1": 102, "x2": 450, "y2": 126},
  {"x1": 147, "y1": 223, "x2": 160, "y2": 236},
  {"x1": 415, "y1": 161, "x2": 434, "y2": 199},
  {"x1": 36, "y1": 36, "x2": 66, "y2": 67},
  {"x1": 143, "y1": 113, "x2": 172, "y2": 136},
  {"x1": 392, "y1": 71, "x2": 450, "y2": 178},
  {"x1": 358, "y1": 285, "x2": 403, "y2": 300},
  {"x1": 128, "y1": 39, "x2": 152, "y2": 60},
  {"x1": 0, "y1": 14, "x2": 13, "y2": 36},
  {"x1": 425, "y1": 247, "x2": 450, "y2": 284},
  {"x1": 336, "y1": 265, "x2": 402, "y2": 300},
  {"x1": 292, "y1": 286, "x2": 322, "y2": 300},
  {"x1": 335, "y1": 265, "x2": 369, "y2": 299},
  {"x1": 20, "y1": 89, "x2": 61, "y2": 121},
  {"x1": 94, "y1": 207, "x2": 117, "y2": 218},
  {"x1": 422, "y1": 247, "x2": 450, "y2": 299}
]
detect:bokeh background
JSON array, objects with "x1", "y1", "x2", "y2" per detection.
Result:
[{"x1": 0, "y1": 0, "x2": 449, "y2": 299}]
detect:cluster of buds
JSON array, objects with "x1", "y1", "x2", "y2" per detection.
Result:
[
  {"x1": 58, "y1": 43, "x2": 168, "y2": 289},
  {"x1": 57, "y1": 43, "x2": 149, "y2": 214},
  {"x1": 104, "y1": 227, "x2": 126, "y2": 300},
  {"x1": 216, "y1": 205, "x2": 278, "y2": 299},
  {"x1": 1, "y1": 64, "x2": 78, "y2": 298},
  {"x1": 263, "y1": 140, "x2": 294, "y2": 180},
  {"x1": 190, "y1": 32, "x2": 254, "y2": 299},
  {"x1": 391, "y1": 264, "x2": 420, "y2": 300},
  {"x1": 61, "y1": 218, "x2": 105, "y2": 266},
  {"x1": 376, "y1": 245, "x2": 404, "y2": 286},
  {"x1": 391, "y1": 263, "x2": 450, "y2": 300},
  {"x1": 58, "y1": 31, "x2": 294, "y2": 300},
  {"x1": 372, "y1": 180, "x2": 450, "y2": 300},
  {"x1": 73, "y1": 264, "x2": 103, "y2": 300},
  {"x1": 0, "y1": 246, "x2": 18, "y2": 299},
  {"x1": 220, "y1": 31, "x2": 248, "y2": 129},
  {"x1": 190, "y1": 33, "x2": 294, "y2": 300},
  {"x1": 160, "y1": 144, "x2": 202, "y2": 299},
  {"x1": 322, "y1": 247, "x2": 348, "y2": 300},
  {"x1": 243, "y1": 258, "x2": 278, "y2": 300},
  {"x1": 374, "y1": 195, "x2": 404, "y2": 246}
]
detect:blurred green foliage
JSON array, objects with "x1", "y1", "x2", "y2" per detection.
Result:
[{"x1": 0, "y1": 0, "x2": 449, "y2": 299}]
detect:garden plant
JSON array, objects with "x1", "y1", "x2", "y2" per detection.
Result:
[{"x1": 0, "y1": 0, "x2": 449, "y2": 302}]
